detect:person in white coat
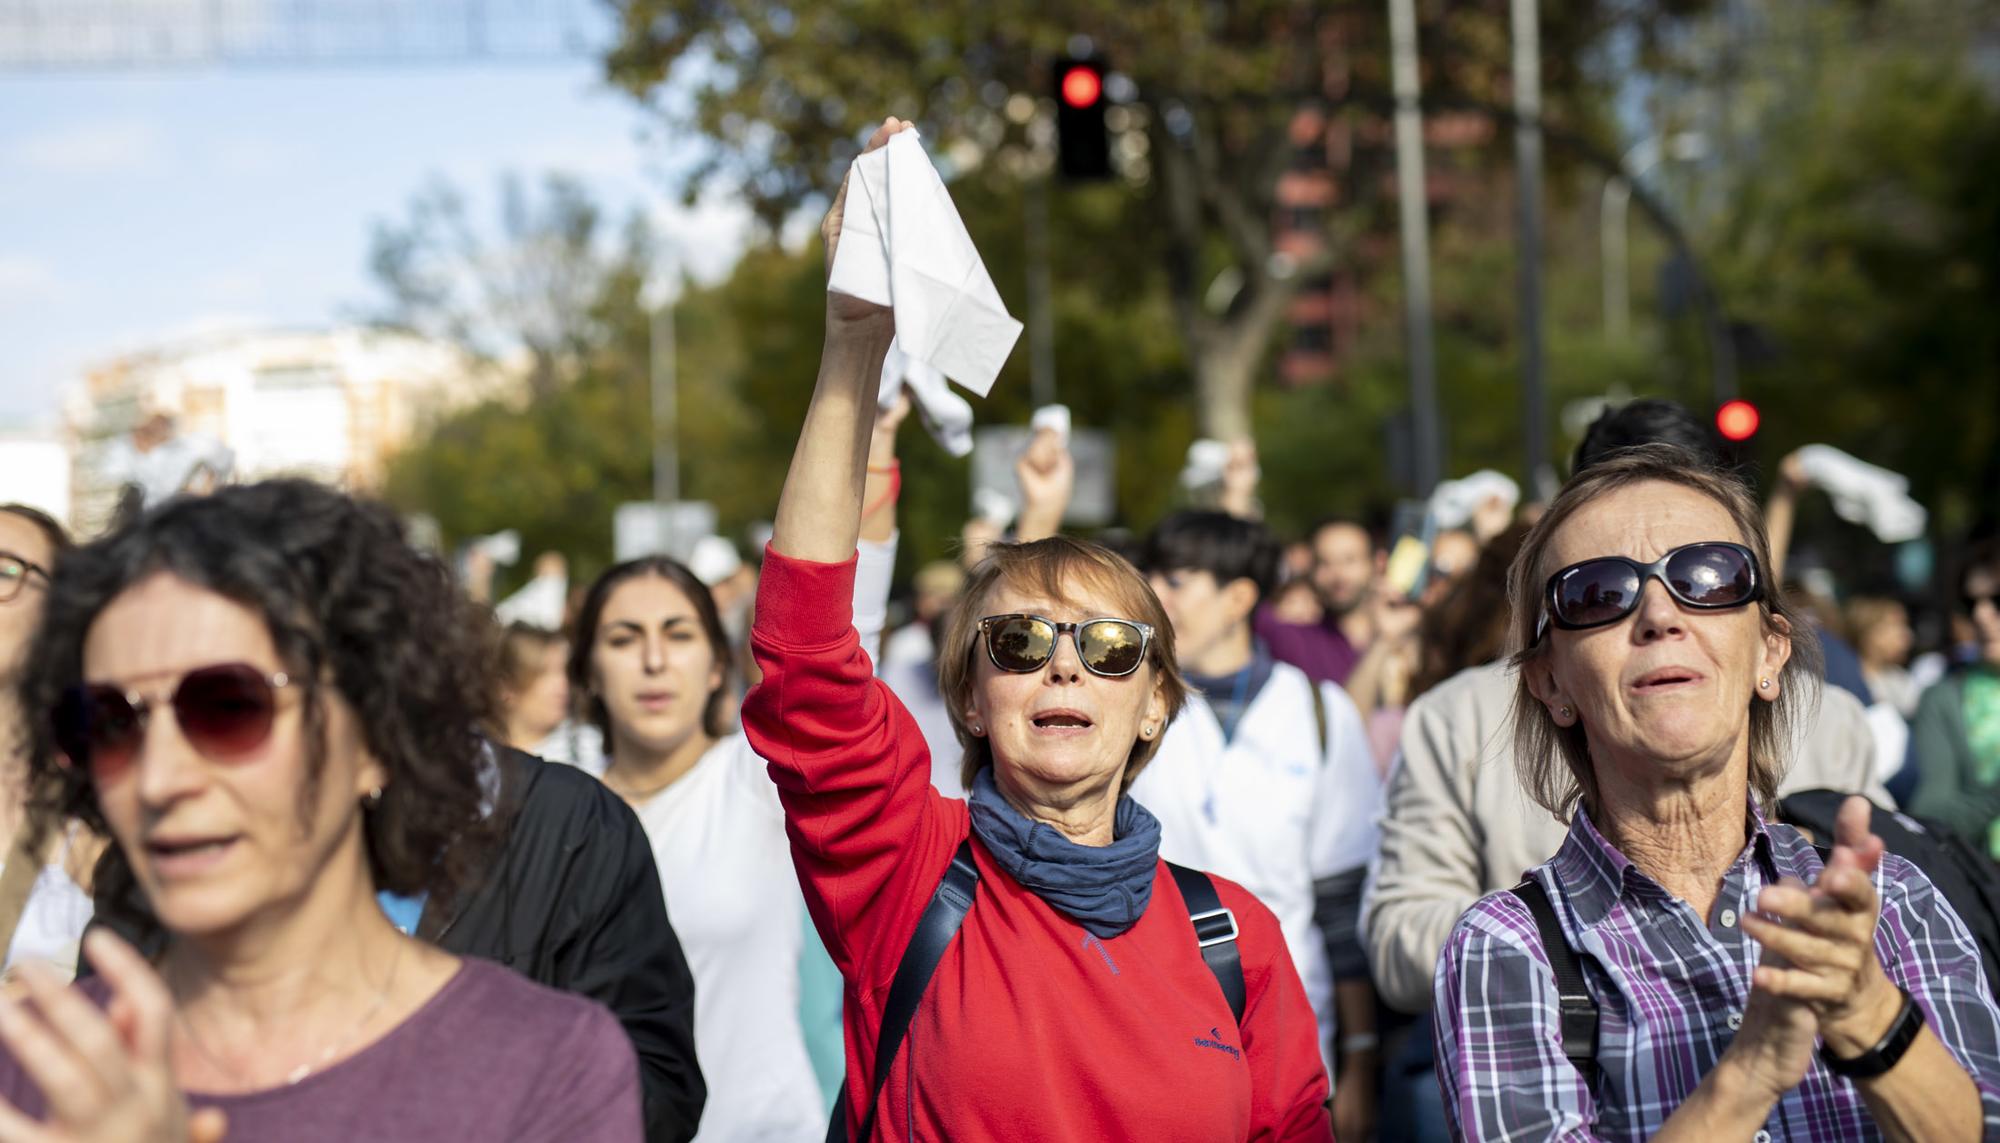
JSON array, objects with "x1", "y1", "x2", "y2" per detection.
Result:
[{"x1": 1130, "y1": 509, "x2": 1385, "y2": 1142}]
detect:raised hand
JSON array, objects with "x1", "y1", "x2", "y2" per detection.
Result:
[
  {"x1": 0, "y1": 931, "x2": 227, "y2": 1143},
  {"x1": 1013, "y1": 428, "x2": 1074, "y2": 542},
  {"x1": 1740, "y1": 795, "x2": 1902, "y2": 1058},
  {"x1": 822, "y1": 117, "x2": 913, "y2": 338}
]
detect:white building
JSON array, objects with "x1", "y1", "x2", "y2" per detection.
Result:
[
  {"x1": 0, "y1": 434, "x2": 72, "y2": 523},
  {"x1": 65, "y1": 327, "x2": 498, "y2": 534}
]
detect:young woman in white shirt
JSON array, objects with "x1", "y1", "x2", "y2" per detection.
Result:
[{"x1": 566, "y1": 428, "x2": 901, "y2": 1142}]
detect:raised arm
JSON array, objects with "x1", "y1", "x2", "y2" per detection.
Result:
[{"x1": 769, "y1": 117, "x2": 912, "y2": 564}]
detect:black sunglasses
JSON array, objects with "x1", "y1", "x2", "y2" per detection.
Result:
[
  {"x1": 976, "y1": 614, "x2": 1154, "y2": 678},
  {"x1": 53, "y1": 663, "x2": 296, "y2": 784},
  {"x1": 1537, "y1": 541, "x2": 1762, "y2": 641}
]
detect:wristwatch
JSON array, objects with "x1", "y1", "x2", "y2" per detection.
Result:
[{"x1": 1820, "y1": 987, "x2": 1925, "y2": 1079}]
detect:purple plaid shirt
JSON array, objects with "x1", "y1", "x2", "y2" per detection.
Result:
[{"x1": 1433, "y1": 799, "x2": 2000, "y2": 1140}]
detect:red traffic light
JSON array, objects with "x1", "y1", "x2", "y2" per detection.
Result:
[
  {"x1": 1060, "y1": 65, "x2": 1103, "y2": 109},
  {"x1": 1716, "y1": 399, "x2": 1760, "y2": 442}
]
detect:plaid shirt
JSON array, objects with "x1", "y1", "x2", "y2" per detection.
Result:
[{"x1": 1433, "y1": 799, "x2": 2000, "y2": 1140}]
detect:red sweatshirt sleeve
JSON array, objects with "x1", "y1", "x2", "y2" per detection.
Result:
[
  {"x1": 742, "y1": 547, "x2": 968, "y2": 993},
  {"x1": 1220, "y1": 880, "x2": 1337, "y2": 1142}
]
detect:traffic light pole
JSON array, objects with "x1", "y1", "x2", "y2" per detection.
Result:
[
  {"x1": 1512, "y1": 0, "x2": 1554, "y2": 501},
  {"x1": 1026, "y1": 170, "x2": 1057, "y2": 408},
  {"x1": 1389, "y1": 0, "x2": 1442, "y2": 499}
]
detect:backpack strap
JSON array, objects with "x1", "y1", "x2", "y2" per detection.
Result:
[
  {"x1": 1167, "y1": 861, "x2": 1246, "y2": 1024},
  {"x1": 1510, "y1": 876, "x2": 1597, "y2": 1072},
  {"x1": 1310, "y1": 680, "x2": 1329, "y2": 760},
  {"x1": 828, "y1": 839, "x2": 980, "y2": 1143}
]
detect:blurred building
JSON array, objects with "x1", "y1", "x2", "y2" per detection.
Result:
[
  {"x1": 1274, "y1": 27, "x2": 1495, "y2": 388},
  {"x1": 64, "y1": 327, "x2": 495, "y2": 533}
]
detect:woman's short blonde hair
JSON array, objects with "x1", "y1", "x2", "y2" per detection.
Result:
[
  {"x1": 936, "y1": 536, "x2": 1188, "y2": 795},
  {"x1": 1506, "y1": 444, "x2": 1823, "y2": 821}
]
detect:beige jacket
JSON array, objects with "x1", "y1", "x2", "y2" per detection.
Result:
[{"x1": 1362, "y1": 660, "x2": 1890, "y2": 1013}]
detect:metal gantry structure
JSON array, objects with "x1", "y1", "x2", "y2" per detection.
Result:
[{"x1": 0, "y1": 1, "x2": 604, "y2": 72}]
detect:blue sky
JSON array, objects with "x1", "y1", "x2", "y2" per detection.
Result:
[{"x1": 0, "y1": 52, "x2": 753, "y2": 428}]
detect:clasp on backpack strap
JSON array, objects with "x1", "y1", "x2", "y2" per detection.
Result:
[{"x1": 1188, "y1": 906, "x2": 1238, "y2": 949}]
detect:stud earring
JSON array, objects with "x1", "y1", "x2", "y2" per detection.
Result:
[
  {"x1": 365, "y1": 786, "x2": 384, "y2": 808},
  {"x1": 1142, "y1": 725, "x2": 1155, "y2": 739},
  {"x1": 1559, "y1": 706, "x2": 1572, "y2": 720},
  {"x1": 970, "y1": 724, "x2": 983, "y2": 735},
  {"x1": 1759, "y1": 678, "x2": 1771, "y2": 691}
]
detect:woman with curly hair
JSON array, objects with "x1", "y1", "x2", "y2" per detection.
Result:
[{"x1": 0, "y1": 480, "x2": 640, "y2": 1141}]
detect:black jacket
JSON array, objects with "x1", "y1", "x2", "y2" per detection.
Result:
[{"x1": 423, "y1": 748, "x2": 706, "y2": 1143}]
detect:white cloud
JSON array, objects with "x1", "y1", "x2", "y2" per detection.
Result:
[{"x1": 10, "y1": 120, "x2": 167, "y2": 176}]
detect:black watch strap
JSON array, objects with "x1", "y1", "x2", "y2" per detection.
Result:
[{"x1": 1820, "y1": 987, "x2": 1925, "y2": 1079}]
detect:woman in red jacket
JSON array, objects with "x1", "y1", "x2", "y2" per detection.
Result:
[{"x1": 743, "y1": 117, "x2": 1334, "y2": 1142}]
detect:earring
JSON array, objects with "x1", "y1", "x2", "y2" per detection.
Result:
[
  {"x1": 1759, "y1": 678, "x2": 1771, "y2": 691},
  {"x1": 970, "y1": 724, "x2": 983, "y2": 735},
  {"x1": 365, "y1": 786, "x2": 384, "y2": 808},
  {"x1": 1142, "y1": 725, "x2": 1155, "y2": 739},
  {"x1": 1559, "y1": 706, "x2": 1572, "y2": 721}
]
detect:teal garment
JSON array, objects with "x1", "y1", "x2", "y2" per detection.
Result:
[
  {"x1": 1910, "y1": 670, "x2": 2000, "y2": 857},
  {"x1": 796, "y1": 900, "x2": 844, "y2": 1113},
  {"x1": 1965, "y1": 669, "x2": 2000, "y2": 785}
]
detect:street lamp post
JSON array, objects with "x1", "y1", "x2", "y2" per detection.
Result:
[
  {"x1": 643, "y1": 265, "x2": 680, "y2": 507},
  {"x1": 1388, "y1": 0, "x2": 1441, "y2": 497},
  {"x1": 1601, "y1": 132, "x2": 1706, "y2": 341}
]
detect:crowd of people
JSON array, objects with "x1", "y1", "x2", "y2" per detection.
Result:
[{"x1": 0, "y1": 116, "x2": 1995, "y2": 1141}]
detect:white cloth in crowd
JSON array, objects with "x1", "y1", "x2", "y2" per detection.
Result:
[
  {"x1": 1795, "y1": 444, "x2": 1928, "y2": 543},
  {"x1": 100, "y1": 432, "x2": 235, "y2": 508},
  {"x1": 1130, "y1": 662, "x2": 1384, "y2": 1069},
  {"x1": 1427, "y1": 470, "x2": 1521, "y2": 531},
  {"x1": 880, "y1": 345, "x2": 975, "y2": 458},
  {"x1": 494, "y1": 571, "x2": 567, "y2": 631},
  {"x1": 827, "y1": 128, "x2": 1022, "y2": 397},
  {"x1": 688, "y1": 535, "x2": 744, "y2": 587},
  {"x1": 1179, "y1": 439, "x2": 1233, "y2": 492}
]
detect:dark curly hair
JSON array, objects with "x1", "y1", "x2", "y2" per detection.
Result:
[
  {"x1": 567, "y1": 556, "x2": 735, "y2": 746},
  {"x1": 17, "y1": 480, "x2": 497, "y2": 911}
]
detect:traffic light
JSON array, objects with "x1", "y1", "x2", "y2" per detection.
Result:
[
  {"x1": 1715, "y1": 399, "x2": 1760, "y2": 442},
  {"x1": 1054, "y1": 55, "x2": 1111, "y2": 179}
]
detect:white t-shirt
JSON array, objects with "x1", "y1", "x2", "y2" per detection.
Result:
[
  {"x1": 581, "y1": 739, "x2": 823, "y2": 1142},
  {"x1": 4, "y1": 836, "x2": 94, "y2": 981},
  {"x1": 1130, "y1": 659, "x2": 1383, "y2": 1061}
]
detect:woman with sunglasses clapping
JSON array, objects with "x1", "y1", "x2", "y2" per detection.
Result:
[
  {"x1": 743, "y1": 117, "x2": 1332, "y2": 1141},
  {"x1": 1434, "y1": 445, "x2": 2000, "y2": 1141},
  {"x1": 0, "y1": 480, "x2": 641, "y2": 1141}
]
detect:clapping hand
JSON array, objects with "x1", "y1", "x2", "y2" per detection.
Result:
[
  {"x1": 1740, "y1": 795, "x2": 1903, "y2": 1059},
  {"x1": 0, "y1": 931, "x2": 227, "y2": 1143}
]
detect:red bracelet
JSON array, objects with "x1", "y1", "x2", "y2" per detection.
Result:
[{"x1": 863, "y1": 467, "x2": 903, "y2": 517}]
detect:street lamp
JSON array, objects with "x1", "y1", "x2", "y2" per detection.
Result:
[
  {"x1": 642, "y1": 263, "x2": 680, "y2": 507},
  {"x1": 1601, "y1": 131, "x2": 1706, "y2": 341}
]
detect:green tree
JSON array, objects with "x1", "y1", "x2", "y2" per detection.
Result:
[{"x1": 603, "y1": 0, "x2": 1697, "y2": 442}]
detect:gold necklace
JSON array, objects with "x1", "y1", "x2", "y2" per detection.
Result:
[{"x1": 174, "y1": 938, "x2": 405, "y2": 1087}]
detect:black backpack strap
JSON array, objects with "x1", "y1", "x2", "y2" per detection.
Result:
[
  {"x1": 1167, "y1": 861, "x2": 1246, "y2": 1024},
  {"x1": 828, "y1": 839, "x2": 980, "y2": 1143},
  {"x1": 1511, "y1": 877, "x2": 1598, "y2": 1072}
]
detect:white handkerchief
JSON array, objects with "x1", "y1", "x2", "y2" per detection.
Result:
[
  {"x1": 829, "y1": 129, "x2": 1023, "y2": 397},
  {"x1": 1796, "y1": 444, "x2": 1928, "y2": 544},
  {"x1": 880, "y1": 342, "x2": 975, "y2": 457}
]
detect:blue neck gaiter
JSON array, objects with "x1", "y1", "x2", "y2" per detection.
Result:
[{"x1": 967, "y1": 766, "x2": 1162, "y2": 939}]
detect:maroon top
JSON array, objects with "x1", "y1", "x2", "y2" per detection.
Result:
[
  {"x1": 0, "y1": 958, "x2": 641, "y2": 1142},
  {"x1": 1252, "y1": 604, "x2": 1359, "y2": 687}
]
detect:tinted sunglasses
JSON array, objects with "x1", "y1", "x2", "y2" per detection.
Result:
[
  {"x1": 976, "y1": 614, "x2": 1154, "y2": 678},
  {"x1": 1537, "y1": 541, "x2": 1762, "y2": 641},
  {"x1": 53, "y1": 663, "x2": 296, "y2": 783},
  {"x1": 0, "y1": 551, "x2": 48, "y2": 605}
]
